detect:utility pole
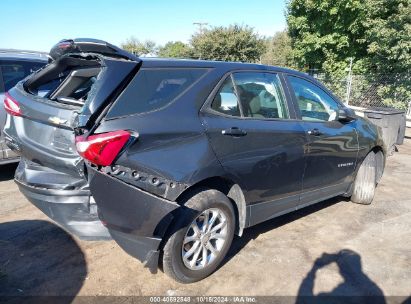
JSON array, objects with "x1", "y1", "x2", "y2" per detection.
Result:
[
  {"x1": 193, "y1": 22, "x2": 209, "y2": 60},
  {"x1": 345, "y1": 57, "x2": 353, "y2": 105},
  {"x1": 193, "y1": 22, "x2": 208, "y2": 33}
]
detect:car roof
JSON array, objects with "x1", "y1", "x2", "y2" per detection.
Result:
[
  {"x1": 0, "y1": 49, "x2": 48, "y2": 62},
  {"x1": 138, "y1": 58, "x2": 341, "y2": 103},
  {"x1": 140, "y1": 57, "x2": 308, "y2": 77}
]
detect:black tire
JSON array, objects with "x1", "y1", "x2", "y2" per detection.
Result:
[
  {"x1": 351, "y1": 152, "x2": 377, "y2": 205},
  {"x1": 162, "y1": 188, "x2": 235, "y2": 283}
]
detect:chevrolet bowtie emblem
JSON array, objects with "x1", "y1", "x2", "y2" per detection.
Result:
[{"x1": 48, "y1": 116, "x2": 67, "y2": 125}]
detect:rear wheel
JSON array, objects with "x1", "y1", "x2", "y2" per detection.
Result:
[
  {"x1": 351, "y1": 152, "x2": 377, "y2": 205},
  {"x1": 162, "y1": 189, "x2": 235, "y2": 283}
]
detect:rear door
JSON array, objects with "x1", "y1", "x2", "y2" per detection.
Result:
[
  {"x1": 285, "y1": 75, "x2": 358, "y2": 206},
  {"x1": 201, "y1": 71, "x2": 307, "y2": 226}
]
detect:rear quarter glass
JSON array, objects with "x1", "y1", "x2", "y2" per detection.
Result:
[{"x1": 106, "y1": 68, "x2": 208, "y2": 118}]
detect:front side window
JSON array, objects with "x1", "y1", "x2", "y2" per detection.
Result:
[
  {"x1": 0, "y1": 60, "x2": 46, "y2": 91},
  {"x1": 233, "y1": 72, "x2": 289, "y2": 119},
  {"x1": 108, "y1": 68, "x2": 207, "y2": 117},
  {"x1": 288, "y1": 76, "x2": 340, "y2": 122}
]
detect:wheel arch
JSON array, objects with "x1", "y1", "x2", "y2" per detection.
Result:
[
  {"x1": 371, "y1": 146, "x2": 385, "y2": 183},
  {"x1": 345, "y1": 145, "x2": 385, "y2": 198},
  {"x1": 176, "y1": 176, "x2": 247, "y2": 236}
]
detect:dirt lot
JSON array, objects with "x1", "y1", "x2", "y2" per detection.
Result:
[{"x1": 1, "y1": 130, "x2": 410, "y2": 299}]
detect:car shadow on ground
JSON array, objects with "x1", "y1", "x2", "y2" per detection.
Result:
[
  {"x1": 0, "y1": 163, "x2": 18, "y2": 182},
  {"x1": 0, "y1": 220, "x2": 86, "y2": 301},
  {"x1": 224, "y1": 196, "x2": 346, "y2": 266}
]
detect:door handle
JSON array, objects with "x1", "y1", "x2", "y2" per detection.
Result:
[
  {"x1": 222, "y1": 127, "x2": 247, "y2": 137},
  {"x1": 307, "y1": 128, "x2": 322, "y2": 136}
]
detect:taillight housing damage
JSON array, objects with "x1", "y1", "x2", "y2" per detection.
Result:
[
  {"x1": 75, "y1": 130, "x2": 131, "y2": 166},
  {"x1": 4, "y1": 92, "x2": 22, "y2": 116}
]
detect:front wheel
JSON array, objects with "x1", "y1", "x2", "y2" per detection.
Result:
[
  {"x1": 351, "y1": 152, "x2": 377, "y2": 205},
  {"x1": 162, "y1": 189, "x2": 235, "y2": 283}
]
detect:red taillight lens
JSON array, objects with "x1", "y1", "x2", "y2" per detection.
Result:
[
  {"x1": 75, "y1": 130, "x2": 131, "y2": 166},
  {"x1": 4, "y1": 92, "x2": 21, "y2": 116}
]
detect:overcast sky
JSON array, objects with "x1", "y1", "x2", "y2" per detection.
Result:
[{"x1": 1, "y1": 0, "x2": 287, "y2": 52}]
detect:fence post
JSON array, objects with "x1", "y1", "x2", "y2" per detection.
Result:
[{"x1": 345, "y1": 57, "x2": 353, "y2": 105}]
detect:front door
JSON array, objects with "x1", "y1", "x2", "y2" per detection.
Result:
[
  {"x1": 201, "y1": 71, "x2": 307, "y2": 226},
  {"x1": 286, "y1": 75, "x2": 358, "y2": 206}
]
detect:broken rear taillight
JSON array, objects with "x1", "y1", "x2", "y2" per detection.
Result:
[
  {"x1": 4, "y1": 92, "x2": 21, "y2": 116},
  {"x1": 75, "y1": 130, "x2": 131, "y2": 166}
]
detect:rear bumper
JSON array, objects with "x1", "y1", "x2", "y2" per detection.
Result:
[
  {"x1": 87, "y1": 166, "x2": 181, "y2": 272},
  {"x1": 109, "y1": 229, "x2": 162, "y2": 273},
  {"x1": 16, "y1": 179, "x2": 111, "y2": 240}
]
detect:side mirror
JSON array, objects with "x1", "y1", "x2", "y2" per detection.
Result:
[{"x1": 338, "y1": 108, "x2": 356, "y2": 122}]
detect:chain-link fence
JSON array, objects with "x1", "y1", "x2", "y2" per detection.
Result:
[{"x1": 313, "y1": 73, "x2": 411, "y2": 112}]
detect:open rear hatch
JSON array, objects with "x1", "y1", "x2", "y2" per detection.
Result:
[{"x1": 3, "y1": 39, "x2": 141, "y2": 240}]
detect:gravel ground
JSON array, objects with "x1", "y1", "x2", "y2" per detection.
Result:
[{"x1": 0, "y1": 130, "x2": 410, "y2": 300}]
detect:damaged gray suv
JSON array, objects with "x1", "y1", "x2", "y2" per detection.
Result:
[{"x1": 4, "y1": 39, "x2": 385, "y2": 283}]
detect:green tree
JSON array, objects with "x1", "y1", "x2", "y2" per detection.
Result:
[
  {"x1": 158, "y1": 41, "x2": 191, "y2": 58},
  {"x1": 365, "y1": 0, "x2": 411, "y2": 109},
  {"x1": 287, "y1": 0, "x2": 368, "y2": 76},
  {"x1": 190, "y1": 24, "x2": 265, "y2": 62},
  {"x1": 365, "y1": 0, "x2": 411, "y2": 74},
  {"x1": 287, "y1": 0, "x2": 411, "y2": 109},
  {"x1": 121, "y1": 36, "x2": 157, "y2": 56},
  {"x1": 261, "y1": 30, "x2": 295, "y2": 68}
]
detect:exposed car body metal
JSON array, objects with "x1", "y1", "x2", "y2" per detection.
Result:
[
  {"x1": 3, "y1": 39, "x2": 386, "y2": 273},
  {"x1": 87, "y1": 166, "x2": 180, "y2": 271}
]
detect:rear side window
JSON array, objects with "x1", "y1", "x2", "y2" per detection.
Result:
[
  {"x1": 233, "y1": 72, "x2": 289, "y2": 119},
  {"x1": 0, "y1": 60, "x2": 46, "y2": 91},
  {"x1": 210, "y1": 72, "x2": 289, "y2": 120},
  {"x1": 211, "y1": 77, "x2": 241, "y2": 117},
  {"x1": 108, "y1": 68, "x2": 207, "y2": 117}
]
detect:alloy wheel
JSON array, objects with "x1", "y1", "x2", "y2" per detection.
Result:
[{"x1": 181, "y1": 208, "x2": 228, "y2": 270}]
